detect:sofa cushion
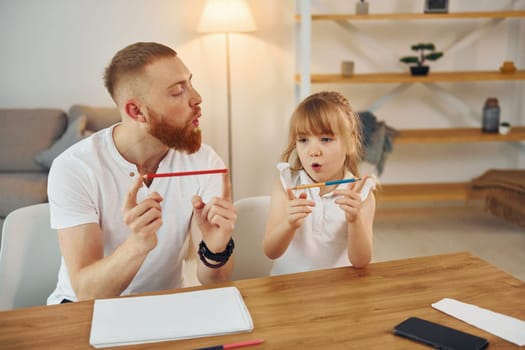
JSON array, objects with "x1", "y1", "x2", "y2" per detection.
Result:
[
  {"x1": 34, "y1": 115, "x2": 89, "y2": 170},
  {"x1": 0, "y1": 109, "x2": 67, "y2": 171},
  {"x1": 0, "y1": 173, "x2": 48, "y2": 217},
  {"x1": 68, "y1": 105, "x2": 120, "y2": 131}
]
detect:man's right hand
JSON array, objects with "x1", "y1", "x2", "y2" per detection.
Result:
[
  {"x1": 57, "y1": 175, "x2": 163, "y2": 301},
  {"x1": 122, "y1": 175, "x2": 163, "y2": 254}
]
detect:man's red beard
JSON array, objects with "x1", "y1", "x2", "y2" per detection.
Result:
[{"x1": 147, "y1": 107, "x2": 201, "y2": 154}]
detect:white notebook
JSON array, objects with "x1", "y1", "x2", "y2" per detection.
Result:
[{"x1": 89, "y1": 286, "x2": 254, "y2": 348}]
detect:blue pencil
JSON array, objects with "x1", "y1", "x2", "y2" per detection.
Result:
[{"x1": 290, "y1": 177, "x2": 361, "y2": 191}]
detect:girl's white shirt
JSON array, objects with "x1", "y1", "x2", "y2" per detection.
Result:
[{"x1": 270, "y1": 162, "x2": 375, "y2": 276}]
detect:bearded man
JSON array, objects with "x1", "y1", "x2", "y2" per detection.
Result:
[{"x1": 47, "y1": 42, "x2": 236, "y2": 304}]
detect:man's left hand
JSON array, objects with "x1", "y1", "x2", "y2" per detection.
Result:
[{"x1": 191, "y1": 172, "x2": 236, "y2": 252}]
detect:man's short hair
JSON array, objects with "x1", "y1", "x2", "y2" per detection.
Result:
[{"x1": 103, "y1": 42, "x2": 177, "y2": 102}]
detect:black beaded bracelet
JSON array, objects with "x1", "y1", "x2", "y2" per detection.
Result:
[{"x1": 198, "y1": 238, "x2": 235, "y2": 269}]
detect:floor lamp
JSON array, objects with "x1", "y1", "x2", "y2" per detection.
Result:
[{"x1": 198, "y1": 0, "x2": 257, "y2": 192}]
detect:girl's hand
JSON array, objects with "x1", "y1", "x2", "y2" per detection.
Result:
[
  {"x1": 286, "y1": 188, "x2": 315, "y2": 229},
  {"x1": 333, "y1": 177, "x2": 368, "y2": 223}
]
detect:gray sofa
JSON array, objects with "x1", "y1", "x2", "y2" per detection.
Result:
[{"x1": 0, "y1": 105, "x2": 120, "y2": 237}]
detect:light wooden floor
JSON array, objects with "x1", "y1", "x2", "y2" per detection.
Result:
[
  {"x1": 373, "y1": 203, "x2": 525, "y2": 281},
  {"x1": 184, "y1": 202, "x2": 525, "y2": 285}
]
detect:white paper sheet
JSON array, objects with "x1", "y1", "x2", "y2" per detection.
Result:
[
  {"x1": 432, "y1": 298, "x2": 525, "y2": 346},
  {"x1": 89, "y1": 286, "x2": 253, "y2": 348}
]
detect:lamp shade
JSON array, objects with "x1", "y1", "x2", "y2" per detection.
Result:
[{"x1": 198, "y1": 0, "x2": 257, "y2": 33}]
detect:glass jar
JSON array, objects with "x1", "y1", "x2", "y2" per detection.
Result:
[{"x1": 482, "y1": 98, "x2": 500, "y2": 133}]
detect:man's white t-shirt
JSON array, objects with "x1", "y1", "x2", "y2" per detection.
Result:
[{"x1": 47, "y1": 124, "x2": 224, "y2": 304}]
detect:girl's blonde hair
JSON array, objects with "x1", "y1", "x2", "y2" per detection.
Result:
[{"x1": 281, "y1": 91, "x2": 363, "y2": 176}]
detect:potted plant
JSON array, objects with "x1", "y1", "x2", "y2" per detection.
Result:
[{"x1": 400, "y1": 43, "x2": 443, "y2": 76}]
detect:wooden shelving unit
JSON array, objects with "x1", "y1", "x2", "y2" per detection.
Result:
[
  {"x1": 379, "y1": 127, "x2": 525, "y2": 201},
  {"x1": 298, "y1": 11, "x2": 525, "y2": 21},
  {"x1": 376, "y1": 182, "x2": 477, "y2": 202},
  {"x1": 295, "y1": 3, "x2": 525, "y2": 203},
  {"x1": 377, "y1": 182, "x2": 492, "y2": 202},
  {"x1": 394, "y1": 126, "x2": 525, "y2": 144},
  {"x1": 296, "y1": 71, "x2": 525, "y2": 84}
]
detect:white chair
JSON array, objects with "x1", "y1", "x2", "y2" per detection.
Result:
[
  {"x1": 0, "y1": 203, "x2": 61, "y2": 310},
  {"x1": 231, "y1": 196, "x2": 273, "y2": 280}
]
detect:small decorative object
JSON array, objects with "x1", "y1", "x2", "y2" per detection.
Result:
[
  {"x1": 355, "y1": 0, "x2": 369, "y2": 15},
  {"x1": 499, "y1": 121, "x2": 511, "y2": 135},
  {"x1": 424, "y1": 0, "x2": 448, "y2": 13},
  {"x1": 341, "y1": 60, "x2": 355, "y2": 77},
  {"x1": 500, "y1": 61, "x2": 517, "y2": 74},
  {"x1": 482, "y1": 97, "x2": 500, "y2": 133},
  {"x1": 399, "y1": 43, "x2": 443, "y2": 76}
]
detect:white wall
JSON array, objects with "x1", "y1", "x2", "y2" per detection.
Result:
[
  {"x1": 0, "y1": 0, "x2": 523, "y2": 200},
  {"x1": 0, "y1": 0, "x2": 294, "y2": 201}
]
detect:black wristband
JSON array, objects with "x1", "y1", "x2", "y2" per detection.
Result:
[{"x1": 198, "y1": 238, "x2": 235, "y2": 269}]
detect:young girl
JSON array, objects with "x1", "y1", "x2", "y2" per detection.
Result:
[{"x1": 263, "y1": 91, "x2": 376, "y2": 275}]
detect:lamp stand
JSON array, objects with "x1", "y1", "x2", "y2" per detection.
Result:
[{"x1": 225, "y1": 32, "x2": 233, "y2": 194}]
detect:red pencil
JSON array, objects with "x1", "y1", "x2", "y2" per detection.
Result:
[
  {"x1": 224, "y1": 339, "x2": 264, "y2": 349},
  {"x1": 195, "y1": 338, "x2": 264, "y2": 350},
  {"x1": 143, "y1": 168, "x2": 228, "y2": 179}
]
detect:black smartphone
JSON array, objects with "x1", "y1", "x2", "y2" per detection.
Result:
[{"x1": 393, "y1": 317, "x2": 489, "y2": 350}]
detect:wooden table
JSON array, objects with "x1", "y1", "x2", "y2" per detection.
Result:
[{"x1": 1, "y1": 252, "x2": 524, "y2": 349}]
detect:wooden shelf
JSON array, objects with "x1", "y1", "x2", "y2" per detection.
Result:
[
  {"x1": 394, "y1": 126, "x2": 525, "y2": 144},
  {"x1": 295, "y1": 4, "x2": 525, "y2": 203},
  {"x1": 295, "y1": 70, "x2": 525, "y2": 84},
  {"x1": 377, "y1": 182, "x2": 484, "y2": 202},
  {"x1": 296, "y1": 11, "x2": 525, "y2": 21}
]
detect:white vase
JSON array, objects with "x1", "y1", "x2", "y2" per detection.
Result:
[
  {"x1": 356, "y1": 1, "x2": 369, "y2": 15},
  {"x1": 341, "y1": 61, "x2": 355, "y2": 77},
  {"x1": 499, "y1": 124, "x2": 511, "y2": 135}
]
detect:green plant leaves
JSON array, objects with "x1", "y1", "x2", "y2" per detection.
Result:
[{"x1": 401, "y1": 43, "x2": 443, "y2": 66}]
